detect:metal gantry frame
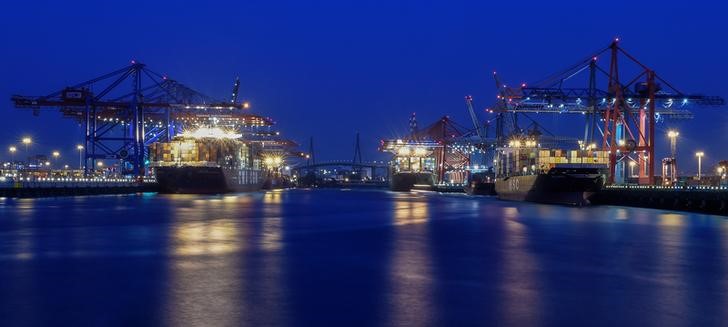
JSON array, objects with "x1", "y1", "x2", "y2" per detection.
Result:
[
  {"x1": 492, "y1": 39, "x2": 725, "y2": 185},
  {"x1": 12, "y1": 61, "x2": 268, "y2": 176}
]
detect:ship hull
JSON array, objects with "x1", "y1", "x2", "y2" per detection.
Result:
[
  {"x1": 465, "y1": 172, "x2": 496, "y2": 196},
  {"x1": 465, "y1": 181, "x2": 496, "y2": 196},
  {"x1": 155, "y1": 166, "x2": 264, "y2": 194},
  {"x1": 495, "y1": 169, "x2": 605, "y2": 206},
  {"x1": 390, "y1": 172, "x2": 435, "y2": 192}
]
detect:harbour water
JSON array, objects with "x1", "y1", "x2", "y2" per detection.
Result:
[{"x1": 1, "y1": 189, "x2": 727, "y2": 326}]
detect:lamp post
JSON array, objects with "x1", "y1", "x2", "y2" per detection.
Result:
[
  {"x1": 52, "y1": 151, "x2": 60, "y2": 169},
  {"x1": 629, "y1": 160, "x2": 636, "y2": 178},
  {"x1": 22, "y1": 138, "x2": 31, "y2": 150},
  {"x1": 667, "y1": 130, "x2": 679, "y2": 181},
  {"x1": 695, "y1": 151, "x2": 704, "y2": 180},
  {"x1": 8, "y1": 146, "x2": 16, "y2": 167},
  {"x1": 667, "y1": 130, "x2": 679, "y2": 157},
  {"x1": 97, "y1": 161, "x2": 104, "y2": 176},
  {"x1": 21, "y1": 137, "x2": 32, "y2": 161},
  {"x1": 76, "y1": 145, "x2": 84, "y2": 170}
]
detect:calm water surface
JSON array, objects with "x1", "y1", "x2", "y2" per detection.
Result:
[{"x1": 0, "y1": 189, "x2": 727, "y2": 326}]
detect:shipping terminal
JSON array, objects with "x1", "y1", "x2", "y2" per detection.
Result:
[{"x1": 4, "y1": 39, "x2": 728, "y2": 215}]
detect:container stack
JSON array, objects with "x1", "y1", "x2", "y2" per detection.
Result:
[
  {"x1": 567, "y1": 150, "x2": 610, "y2": 165},
  {"x1": 537, "y1": 149, "x2": 568, "y2": 167},
  {"x1": 149, "y1": 138, "x2": 247, "y2": 166}
]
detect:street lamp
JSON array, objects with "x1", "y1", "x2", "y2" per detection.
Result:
[
  {"x1": 20, "y1": 137, "x2": 33, "y2": 152},
  {"x1": 52, "y1": 151, "x2": 60, "y2": 169},
  {"x1": 695, "y1": 151, "x2": 705, "y2": 180},
  {"x1": 629, "y1": 160, "x2": 636, "y2": 178},
  {"x1": 21, "y1": 137, "x2": 32, "y2": 159},
  {"x1": 667, "y1": 130, "x2": 679, "y2": 157},
  {"x1": 76, "y1": 145, "x2": 84, "y2": 170},
  {"x1": 8, "y1": 146, "x2": 17, "y2": 169},
  {"x1": 97, "y1": 161, "x2": 104, "y2": 175}
]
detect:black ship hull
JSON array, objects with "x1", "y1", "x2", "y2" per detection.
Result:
[
  {"x1": 155, "y1": 166, "x2": 264, "y2": 194},
  {"x1": 390, "y1": 172, "x2": 435, "y2": 192},
  {"x1": 465, "y1": 181, "x2": 496, "y2": 196},
  {"x1": 495, "y1": 167, "x2": 605, "y2": 206},
  {"x1": 465, "y1": 172, "x2": 496, "y2": 196}
]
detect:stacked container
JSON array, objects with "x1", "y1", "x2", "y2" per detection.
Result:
[
  {"x1": 567, "y1": 150, "x2": 610, "y2": 165},
  {"x1": 149, "y1": 138, "x2": 249, "y2": 167}
]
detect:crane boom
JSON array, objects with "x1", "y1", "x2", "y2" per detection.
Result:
[
  {"x1": 230, "y1": 76, "x2": 240, "y2": 104},
  {"x1": 465, "y1": 95, "x2": 482, "y2": 139}
]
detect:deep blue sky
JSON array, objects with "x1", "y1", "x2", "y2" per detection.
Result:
[{"x1": 1, "y1": 0, "x2": 726, "y2": 173}]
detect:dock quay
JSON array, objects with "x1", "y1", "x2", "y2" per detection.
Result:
[
  {"x1": 591, "y1": 185, "x2": 728, "y2": 216},
  {"x1": 0, "y1": 177, "x2": 158, "y2": 198}
]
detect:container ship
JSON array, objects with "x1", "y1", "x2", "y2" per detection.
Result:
[
  {"x1": 379, "y1": 114, "x2": 475, "y2": 192},
  {"x1": 150, "y1": 127, "x2": 264, "y2": 193},
  {"x1": 494, "y1": 138, "x2": 607, "y2": 205},
  {"x1": 380, "y1": 139, "x2": 439, "y2": 191}
]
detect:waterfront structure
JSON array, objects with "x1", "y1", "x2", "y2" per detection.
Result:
[
  {"x1": 11, "y1": 63, "x2": 268, "y2": 176},
  {"x1": 150, "y1": 127, "x2": 265, "y2": 193},
  {"x1": 380, "y1": 116, "x2": 479, "y2": 191},
  {"x1": 491, "y1": 39, "x2": 724, "y2": 186},
  {"x1": 493, "y1": 135, "x2": 607, "y2": 205}
]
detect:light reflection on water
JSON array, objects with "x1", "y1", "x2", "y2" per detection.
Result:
[
  {"x1": 164, "y1": 195, "x2": 248, "y2": 326},
  {"x1": 0, "y1": 190, "x2": 727, "y2": 326},
  {"x1": 498, "y1": 207, "x2": 543, "y2": 326},
  {"x1": 163, "y1": 190, "x2": 289, "y2": 327},
  {"x1": 387, "y1": 196, "x2": 434, "y2": 326},
  {"x1": 172, "y1": 220, "x2": 241, "y2": 256},
  {"x1": 261, "y1": 191, "x2": 283, "y2": 251},
  {"x1": 652, "y1": 210, "x2": 688, "y2": 327}
]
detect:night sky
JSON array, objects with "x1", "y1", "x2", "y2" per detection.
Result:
[{"x1": 1, "y1": 0, "x2": 726, "y2": 173}]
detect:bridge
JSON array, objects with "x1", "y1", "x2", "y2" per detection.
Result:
[
  {"x1": 291, "y1": 161, "x2": 389, "y2": 182},
  {"x1": 292, "y1": 160, "x2": 387, "y2": 171},
  {"x1": 291, "y1": 133, "x2": 390, "y2": 184}
]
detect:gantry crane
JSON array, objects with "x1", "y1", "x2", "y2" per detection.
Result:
[
  {"x1": 491, "y1": 39, "x2": 725, "y2": 185},
  {"x1": 12, "y1": 61, "x2": 270, "y2": 176}
]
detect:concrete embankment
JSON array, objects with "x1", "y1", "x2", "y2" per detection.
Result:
[
  {"x1": 0, "y1": 178, "x2": 158, "y2": 198},
  {"x1": 591, "y1": 185, "x2": 728, "y2": 216}
]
